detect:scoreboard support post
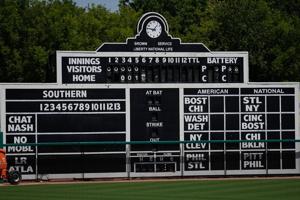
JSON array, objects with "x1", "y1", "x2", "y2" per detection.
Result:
[{"x1": 0, "y1": 132, "x2": 3, "y2": 149}]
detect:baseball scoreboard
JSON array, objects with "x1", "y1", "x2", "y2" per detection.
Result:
[{"x1": 0, "y1": 12, "x2": 299, "y2": 180}]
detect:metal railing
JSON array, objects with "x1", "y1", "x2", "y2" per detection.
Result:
[
  {"x1": 1, "y1": 138, "x2": 299, "y2": 180},
  {"x1": 2, "y1": 139, "x2": 300, "y2": 147}
]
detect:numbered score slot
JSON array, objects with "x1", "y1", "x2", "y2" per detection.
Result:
[
  {"x1": 105, "y1": 64, "x2": 180, "y2": 83},
  {"x1": 206, "y1": 65, "x2": 241, "y2": 83},
  {"x1": 105, "y1": 63, "x2": 242, "y2": 83},
  {"x1": 106, "y1": 66, "x2": 139, "y2": 83},
  {"x1": 104, "y1": 58, "x2": 243, "y2": 83},
  {"x1": 135, "y1": 163, "x2": 176, "y2": 173},
  {"x1": 66, "y1": 56, "x2": 244, "y2": 84},
  {"x1": 131, "y1": 153, "x2": 179, "y2": 173}
]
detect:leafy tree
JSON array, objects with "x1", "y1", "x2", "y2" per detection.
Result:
[
  {"x1": 0, "y1": 0, "x2": 84, "y2": 82},
  {"x1": 104, "y1": 6, "x2": 139, "y2": 43},
  {"x1": 200, "y1": 0, "x2": 300, "y2": 81},
  {"x1": 120, "y1": 0, "x2": 208, "y2": 40},
  {"x1": 267, "y1": 0, "x2": 300, "y2": 16},
  {"x1": 21, "y1": 0, "x2": 85, "y2": 82},
  {"x1": 0, "y1": 0, "x2": 23, "y2": 81},
  {"x1": 0, "y1": 0, "x2": 140, "y2": 82},
  {"x1": 121, "y1": 0, "x2": 300, "y2": 82}
]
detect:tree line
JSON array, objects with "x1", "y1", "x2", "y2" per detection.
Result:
[{"x1": 0, "y1": 0, "x2": 299, "y2": 82}]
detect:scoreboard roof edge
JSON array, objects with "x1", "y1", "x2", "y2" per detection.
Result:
[
  {"x1": 1, "y1": 83, "x2": 298, "y2": 89},
  {"x1": 248, "y1": 82, "x2": 300, "y2": 86},
  {"x1": 56, "y1": 51, "x2": 249, "y2": 55}
]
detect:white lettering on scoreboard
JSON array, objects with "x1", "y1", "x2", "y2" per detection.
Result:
[
  {"x1": 185, "y1": 134, "x2": 207, "y2": 150},
  {"x1": 7, "y1": 115, "x2": 35, "y2": 133},
  {"x1": 9, "y1": 157, "x2": 34, "y2": 174},
  {"x1": 185, "y1": 153, "x2": 208, "y2": 170},
  {"x1": 61, "y1": 54, "x2": 244, "y2": 84},
  {"x1": 7, "y1": 116, "x2": 34, "y2": 132},
  {"x1": 242, "y1": 114, "x2": 265, "y2": 130},
  {"x1": 7, "y1": 136, "x2": 34, "y2": 153},
  {"x1": 242, "y1": 133, "x2": 265, "y2": 149},
  {"x1": 242, "y1": 152, "x2": 265, "y2": 169},
  {"x1": 243, "y1": 97, "x2": 263, "y2": 112},
  {"x1": 65, "y1": 57, "x2": 102, "y2": 83},
  {"x1": 183, "y1": 87, "x2": 296, "y2": 172},
  {"x1": 207, "y1": 57, "x2": 238, "y2": 64},
  {"x1": 5, "y1": 88, "x2": 126, "y2": 176}
]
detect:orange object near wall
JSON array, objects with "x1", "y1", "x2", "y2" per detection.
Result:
[{"x1": 0, "y1": 149, "x2": 7, "y2": 179}]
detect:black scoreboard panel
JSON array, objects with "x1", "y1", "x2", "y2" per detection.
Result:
[
  {"x1": 183, "y1": 87, "x2": 297, "y2": 175},
  {"x1": 2, "y1": 85, "x2": 299, "y2": 179},
  {"x1": 130, "y1": 88, "x2": 180, "y2": 174},
  {"x1": 60, "y1": 56, "x2": 245, "y2": 84},
  {"x1": 5, "y1": 88, "x2": 127, "y2": 177}
]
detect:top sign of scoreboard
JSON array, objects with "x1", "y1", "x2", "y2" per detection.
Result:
[
  {"x1": 57, "y1": 12, "x2": 248, "y2": 84},
  {"x1": 1, "y1": 12, "x2": 299, "y2": 180}
]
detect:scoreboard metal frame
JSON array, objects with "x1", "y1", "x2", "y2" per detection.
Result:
[
  {"x1": 0, "y1": 12, "x2": 299, "y2": 180},
  {"x1": 56, "y1": 51, "x2": 249, "y2": 85},
  {"x1": 0, "y1": 83, "x2": 299, "y2": 180}
]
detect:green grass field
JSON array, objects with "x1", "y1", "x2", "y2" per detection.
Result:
[{"x1": 1, "y1": 179, "x2": 300, "y2": 200}]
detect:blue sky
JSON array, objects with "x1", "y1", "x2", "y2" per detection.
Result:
[{"x1": 73, "y1": 0, "x2": 119, "y2": 11}]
